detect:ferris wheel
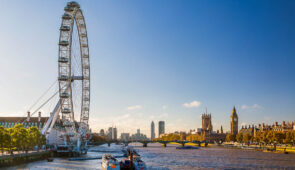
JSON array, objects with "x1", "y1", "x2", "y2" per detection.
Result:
[{"x1": 58, "y1": 1, "x2": 90, "y2": 138}]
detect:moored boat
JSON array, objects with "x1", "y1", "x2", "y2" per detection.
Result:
[
  {"x1": 133, "y1": 156, "x2": 147, "y2": 170},
  {"x1": 47, "y1": 157, "x2": 54, "y2": 162},
  {"x1": 102, "y1": 154, "x2": 120, "y2": 170},
  {"x1": 176, "y1": 146, "x2": 199, "y2": 149},
  {"x1": 120, "y1": 146, "x2": 147, "y2": 170}
]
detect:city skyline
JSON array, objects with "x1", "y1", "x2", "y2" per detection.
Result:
[{"x1": 0, "y1": 0, "x2": 295, "y2": 137}]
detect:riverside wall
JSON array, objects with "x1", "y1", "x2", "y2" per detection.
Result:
[{"x1": 0, "y1": 151, "x2": 50, "y2": 167}]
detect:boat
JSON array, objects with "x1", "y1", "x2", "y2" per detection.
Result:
[
  {"x1": 47, "y1": 157, "x2": 54, "y2": 162},
  {"x1": 122, "y1": 146, "x2": 140, "y2": 157},
  {"x1": 102, "y1": 154, "x2": 120, "y2": 170},
  {"x1": 133, "y1": 156, "x2": 147, "y2": 170},
  {"x1": 120, "y1": 146, "x2": 147, "y2": 170},
  {"x1": 176, "y1": 146, "x2": 199, "y2": 149},
  {"x1": 120, "y1": 156, "x2": 147, "y2": 170},
  {"x1": 120, "y1": 158, "x2": 132, "y2": 170}
]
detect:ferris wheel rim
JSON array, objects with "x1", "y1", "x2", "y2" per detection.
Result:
[{"x1": 57, "y1": 2, "x2": 90, "y2": 133}]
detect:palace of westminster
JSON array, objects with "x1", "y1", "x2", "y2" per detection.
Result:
[{"x1": 184, "y1": 106, "x2": 295, "y2": 142}]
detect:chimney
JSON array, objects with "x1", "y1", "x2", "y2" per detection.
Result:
[
  {"x1": 27, "y1": 111, "x2": 30, "y2": 122},
  {"x1": 38, "y1": 112, "x2": 41, "y2": 122}
]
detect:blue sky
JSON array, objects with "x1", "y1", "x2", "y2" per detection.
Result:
[{"x1": 0, "y1": 0, "x2": 294, "y2": 137}]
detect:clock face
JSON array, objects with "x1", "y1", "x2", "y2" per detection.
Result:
[{"x1": 234, "y1": 118, "x2": 237, "y2": 122}]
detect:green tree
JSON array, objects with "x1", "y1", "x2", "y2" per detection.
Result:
[
  {"x1": 5, "y1": 128, "x2": 14, "y2": 154},
  {"x1": 12, "y1": 124, "x2": 28, "y2": 153},
  {"x1": 0, "y1": 126, "x2": 4, "y2": 155},
  {"x1": 28, "y1": 126, "x2": 42, "y2": 151}
]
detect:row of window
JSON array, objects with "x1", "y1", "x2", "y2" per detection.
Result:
[{"x1": 0, "y1": 122, "x2": 43, "y2": 128}]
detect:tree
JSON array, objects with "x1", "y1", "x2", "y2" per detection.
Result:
[
  {"x1": 12, "y1": 124, "x2": 29, "y2": 153},
  {"x1": 266, "y1": 131, "x2": 275, "y2": 144},
  {"x1": 243, "y1": 133, "x2": 252, "y2": 146},
  {"x1": 226, "y1": 134, "x2": 234, "y2": 142},
  {"x1": 0, "y1": 126, "x2": 5, "y2": 155},
  {"x1": 28, "y1": 126, "x2": 42, "y2": 151},
  {"x1": 19, "y1": 128, "x2": 29, "y2": 152},
  {"x1": 236, "y1": 133, "x2": 243, "y2": 143},
  {"x1": 5, "y1": 128, "x2": 14, "y2": 154},
  {"x1": 262, "y1": 131, "x2": 269, "y2": 145},
  {"x1": 272, "y1": 131, "x2": 285, "y2": 144},
  {"x1": 253, "y1": 131, "x2": 262, "y2": 144},
  {"x1": 292, "y1": 130, "x2": 295, "y2": 145},
  {"x1": 283, "y1": 131, "x2": 293, "y2": 144}
]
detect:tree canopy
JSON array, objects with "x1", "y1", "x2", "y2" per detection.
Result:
[{"x1": 0, "y1": 125, "x2": 46, "y2": 154}]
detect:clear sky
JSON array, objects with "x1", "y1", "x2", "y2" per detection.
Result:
[{"x1": 0, "y1": 0, "x2": 294, "y2": 137}]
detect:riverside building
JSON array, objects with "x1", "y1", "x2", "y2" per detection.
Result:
[
  {"x1": 158, "y1": 121, "x2": 165, "y2": 137},
  {"x1": 0, "y1": 111, "x2": 49, "y2": 130},
  {"x1": 151, "y1": 121, "x2": 155, "y2": 140}
]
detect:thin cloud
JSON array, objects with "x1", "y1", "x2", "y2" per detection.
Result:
[
  {"x1": 183, "y1": 101, "x2": 201, "y2": 108},
  {"x1": 162, "y1": 105, "x2": 167, "y2": 110},
  {"x1": 126, "y1": 105, "x2": 142, "y2": 111},
  {"x1": 159, "y1": 113, "x2": 168, "y2": 118},
  {"x1": 241, "y1": 104, "x2": 262, "y2": 110}
]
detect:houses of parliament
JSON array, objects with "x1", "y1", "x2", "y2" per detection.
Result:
[{"x1": 197, "y1": 106, "x2": 238, "y2": 142}]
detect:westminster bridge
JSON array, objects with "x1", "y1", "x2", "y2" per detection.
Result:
[{"x1": 89, "y1": 140, "x2": 214, "y2": 147}]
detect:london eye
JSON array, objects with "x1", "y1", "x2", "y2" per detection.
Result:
[{"x1": 40, "y1": 1, "x2": 90, "y2": 155}]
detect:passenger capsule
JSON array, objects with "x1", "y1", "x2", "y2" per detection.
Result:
[
  {"x1": 58, "y1": 57, "x2": 69, "y2": 63},
  {"x1": 67, "y1": 1, "x2": 80, "y2": 8},
  {"x1": 60, "y1": 92, "x2": 70, "y2": 98},
  {"x1": 60, "y1": 25, "x2": 71, "y2": 31},
  {"x1": 58, "y1": 75, "x2": 69, "y2": 81},
  {"x1": 64, "y1": 6, "x2": 74, "y2": 12},
  {"x1": 59, "y1": 41, "x2": 69, "y2": 46},
  {"x1": 62, "y1": 13, "x2": 72, "y2": 20},
  {"x1": 62, "y1": 108, "x2": 71, "y2": 113}
]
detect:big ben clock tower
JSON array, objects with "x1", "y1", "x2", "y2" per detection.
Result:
[{"x1": 230, "y1": 106, "x2": 238, "y2": 135}]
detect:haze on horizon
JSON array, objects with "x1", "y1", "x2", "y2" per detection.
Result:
[{"x1": 0, "y1": 0, "x2": 294, "y2": 137}]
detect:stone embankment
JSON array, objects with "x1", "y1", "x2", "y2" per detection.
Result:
[{"x1": 0, "y1": 151, "x2": 50, "y2": 167}]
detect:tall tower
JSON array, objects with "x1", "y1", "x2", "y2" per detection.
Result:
[
  {"x1": 112, "y1": 127, "x2": 117, "y2": 140},
  {"x1": 202, "y1": 113, "x2": 213, "y2": 131},
  {"x1": 230, "y1": 106, "x2": 238, "y2": 135},
  {"x1": 158, "y1": 121, "x2": 165, "y2": 137},
  {"x1": 151, "y1": 121, "x2": 155, "y2": 140}
]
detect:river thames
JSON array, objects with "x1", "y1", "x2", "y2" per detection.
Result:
[{"x1": 5, "y1": 144, "x2": 295, "y2": 170}]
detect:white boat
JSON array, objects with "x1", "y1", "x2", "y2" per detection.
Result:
[{"x1": 102, "y1": 154, "x2": 120, "y2": 170}]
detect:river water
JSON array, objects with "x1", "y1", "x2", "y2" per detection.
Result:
[{"x1": 4, "y1": 143, "x2": 295, "y2": 169}]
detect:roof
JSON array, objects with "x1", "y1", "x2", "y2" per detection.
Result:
[{"x1": 0, "y1": 117, "x2": 49, "y2": 123}]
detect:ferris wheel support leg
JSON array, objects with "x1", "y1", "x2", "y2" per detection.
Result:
[
  {"x1": 41, "y1": 100, "x2": 61, "y2": 135},
  {"x1": 47, "y1": 102, "x2": 62, "y2": 134}
]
